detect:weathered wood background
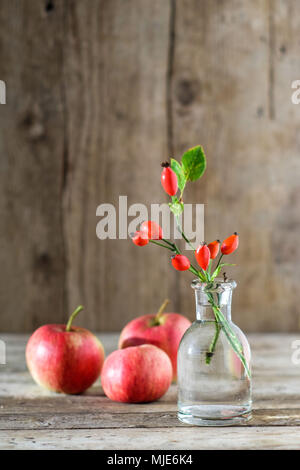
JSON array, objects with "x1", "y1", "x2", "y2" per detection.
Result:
[{"x1": 0, "y1": 0, "x2": 299, "y2": 332}]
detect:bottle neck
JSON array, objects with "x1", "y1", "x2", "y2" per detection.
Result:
[{"x1": 194, "y1": 288, "x2": 233, "y2": 322}]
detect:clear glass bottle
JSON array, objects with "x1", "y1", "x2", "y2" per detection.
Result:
[{"x1": 177, "y1": 278, "x2": 252, "y2": 426}]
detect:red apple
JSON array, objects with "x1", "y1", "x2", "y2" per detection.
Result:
[
  {"x1": 101, "y1": 344, "x2": 172, "y2": 403},
  {"x1": 26, "y1": 306, "x2": 105, "y2": 394},
  {"x1": 118, "y1": 299, "x2": 191, "y2": 380}
]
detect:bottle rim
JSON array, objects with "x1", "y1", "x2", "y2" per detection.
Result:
[{"x1": 191, "y1": 278, "x2": 237, "y2": 292}]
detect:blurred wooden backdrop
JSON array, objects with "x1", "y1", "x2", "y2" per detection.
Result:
[{"x1": 1, "y1": 0, "x2": 300, "y2": 332}]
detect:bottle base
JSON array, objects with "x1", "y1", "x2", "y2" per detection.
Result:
[{"x1": 178, "y1": 404, "x2": 252, "y2": 426}]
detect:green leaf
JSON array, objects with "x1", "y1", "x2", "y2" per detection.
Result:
[
  {"x1": 211, "y1": 304, "x2": 251, "y2": 379},
  {"x1": 168, "y1": 196, "x2": 184, "y2": 217},
  {"x1": 170, "y1": 158, "x2": 186, "y2": 192},
  {"x1": 181, "y1": 145, "x2": 206, "y2": 182},
  {"x1": 210, "y1": 266, "x2": 222, "y2": 281},
  {"x1": 211, "y1": 263, "x2": 236, "y2": 281},
  {"x1": 197, "y1": 271, "x2": 207, "y2": 282}
]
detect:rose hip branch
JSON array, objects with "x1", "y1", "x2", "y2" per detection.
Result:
[{"x1": 130, "y1": 145, "x2": 250, "y2": 379}]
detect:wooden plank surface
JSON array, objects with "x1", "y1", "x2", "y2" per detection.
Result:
[
  {"x1": 1, "y1": 333, "x2": 300, "y2": 449},
  {"x1": 1, "y1": 1, "x2": 300, "y2": 333},
  {"x1": 2, "y1": 427, "x2": 300, "y2": 450}
]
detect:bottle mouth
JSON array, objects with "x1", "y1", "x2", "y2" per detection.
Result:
[{"x1": 191, "y1": 278, "x2": 237, "y2": 292}]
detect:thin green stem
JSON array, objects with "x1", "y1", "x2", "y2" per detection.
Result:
[
  {"x1": 155, "y1": 298, "x2": 170, "y2": 323},
  {"x1": 149, "y1": 240, "x2": 174, "y2": 251},
  {"x1": 206, "y1": 322, "x2": 221, "y2": 364},
  {"x1": 179, "y1": 182, "x2": 186, "y2": 202},
  {"x1": 208, "y1": 259, "x2": 212, "y2": 276},
  {"x1": 162, "y1": 238, "x2": 176, "y2": 248},
  {"x1": 151, "y1": 238, "x2": 202, "y2": 280},
  {"x1": 168, "y1": 241, "x2": 181, "y2": 255},
  {"x1": 175, "y1": 215, "x2": 195, "y2": 251},
  {"x1": 205, "y1": 291, "x2": 222, "y2": 364},
  {"x1": 215, "y1": 253, "x2": 224, "y2": 271},
  {"x1": 189, "y1": 265, "x2": 199, "y2": 277},
  {"x1": 204, "y1": 290, "x2": 251, "y2": 378},
  {"x1": 66, "y1": 305, "x2": 84, "y2": 332},
  {"x1": 190, "y1": 262, "x2": 200, "y2": 273}
]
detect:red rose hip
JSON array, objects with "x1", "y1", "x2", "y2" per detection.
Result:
[
  {"x1": 171, "y1": 254, "x2": 191, "y2": 271},
  {"x1": 207, "y1": 240, "x2": 220, "y2": 259},
  {"x1": 132, "y1": 231, "x2": 149, "y2": 246},
  {"x1": 140, "y1": 220, "x2": 163, "y2": 240},
  {"x1": 195, "y1": 243, "x2": 210, "y2": 271},
  {"x1": 161, "y1": 162, "x2": 178, "y2": 196},
  {"x1": 221, "y1": 232, "x2": 239, "y2": 255}
]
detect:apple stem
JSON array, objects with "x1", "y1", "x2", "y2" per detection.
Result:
[
  {"x1": 155, "y1": 298, "x2": 170, "y2": 322},
  {"x1": 66, "y1": 305, "x2": 84, "y2": 332}
]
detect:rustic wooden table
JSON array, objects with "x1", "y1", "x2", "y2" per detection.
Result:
[{"x1": 1, "y1": 333, "x2": 300, "y2": 450}]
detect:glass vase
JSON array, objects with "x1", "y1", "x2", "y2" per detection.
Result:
[{"x1": 177, "y1": 278, "x2": 252, "y2": 426}]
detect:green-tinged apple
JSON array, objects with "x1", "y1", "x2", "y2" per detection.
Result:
[
  {"x1": 26, "y1": 306, "x2": 105, "y2": 394},
  {"x1": 118, "y1": 299, "x2": 191, "y2": 380},
  {"x1": 101, "y1": 344, "x2": 172, "y2": 403}
]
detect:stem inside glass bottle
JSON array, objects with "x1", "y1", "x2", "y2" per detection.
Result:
[{"x1": 192, "y1": 279, "x2": 251, "y2": 379}]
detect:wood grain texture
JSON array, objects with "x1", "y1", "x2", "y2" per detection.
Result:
[
  {"x1": 1, "y1": 333, "x2": 300, "y2": 449},
  {"x1": 0, "y1": 1, "x2": 300, "y2": 332},
  {"x1": 3, "y1": 426, "x2": 300, "y2": 450},
  {"x1": 62, "y1": 0, "x2": 174, "y2": 331},
  {"x1": 0, "y1": 0, "x2": 66, "y2": 331},
  {"x1": 170, "y1": 0, "x2": 300, "y2": 332},
  {"x1": 4, "y1": 409, "x2": 300, "y2": 431}
]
